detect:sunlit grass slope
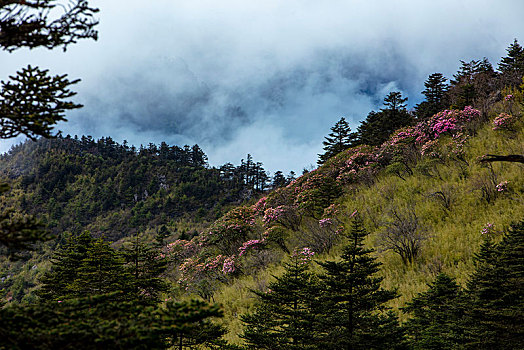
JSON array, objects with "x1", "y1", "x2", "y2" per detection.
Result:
[{"x1": 214, "y1": 106, "x2": 523, "y2": 344}]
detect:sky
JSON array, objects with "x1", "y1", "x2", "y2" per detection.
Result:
[{"x1": 2, "y1": 0, "x2": 524, "y2": 173}]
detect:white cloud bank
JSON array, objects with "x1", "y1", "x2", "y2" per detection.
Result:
[{"x1": 1, "y1": 0, "x2": 523, "y2": 172}]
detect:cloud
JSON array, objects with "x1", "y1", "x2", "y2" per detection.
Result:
[{"x1": 2, "y1": 0, "x2": 524, "y2": 172}]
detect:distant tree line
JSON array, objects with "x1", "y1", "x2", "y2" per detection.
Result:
[{"x1": 0, "y1": 135, "x2": 297, "y2": 240}]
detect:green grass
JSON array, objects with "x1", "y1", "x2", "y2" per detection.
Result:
[{"x1": 212, "y1": 105, "x2": 524, "y2": 344}]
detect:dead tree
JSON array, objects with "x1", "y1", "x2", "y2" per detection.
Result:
[{"x1": 378, "y1": 208, "x2": 427, "y2": 265}]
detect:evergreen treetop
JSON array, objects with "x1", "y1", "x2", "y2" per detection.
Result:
[
  {"x1": 315, "y1": 217, "x2": 406, "y2": 350},
  {"x1": 241, "y1": 250, "x2": 320, "y2": 349},
  {"x1": 498, "y1": 39, "x2": 524, "y2": 74},
  {"x1": 318, "y1": 117, "x2": 355, "y2": 165}
]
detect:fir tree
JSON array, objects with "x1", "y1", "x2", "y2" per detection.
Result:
[
  {"x1": 462, "y1": 221, "x2": 524, "y2": 350},
  {"x1": 403, "y1": 273, "x2": 466, "y2": 349},
  {"x1": 356, "y1": 92, "x2": 412, "y2": 146},
  {"x1": 37, "y1": 231, "x2": 95, "y2": 301},
  {"x1": 316, "y1": 217, "x2": 406, "y2": 350},
  {"x1": 122, "y1": 235, "x2": 170, "y2": 305},
  {"x1": 155, "y1": 225, "x2": 171, "y2": 247},
  {"x1": 498, "y1": 39, "x2": 524, "y2": 75},
  {"x1": 241, "y1": 249, "x2": 320, "y2": 349},
  {"x1": 449, "y1": 58, "x2": 495, "y2": 109},
  {"x1": 415, "y1": 73, "x2": 449, "y2": 119},
  {"x1": 0, "y1": 0, "x2": 98, "y2": 253},
  {"x1": 68, "y1": 237, "x2": 129, "y2": 299},
  {"x1": 38, "y1": 232, "x2": 130, "y2": 301},
  {"x1": 318, "y1": 117, "x2": 356, "y2": 165},
  {"x1": 272, "y1": 170, "x2": 288, "y2": 189},
  {"x1": 355, "y1": 111, "x2": 385, "y2": 146},
  {"x1": 0, "y1": 295, "x2": 226, "y2": 350}
]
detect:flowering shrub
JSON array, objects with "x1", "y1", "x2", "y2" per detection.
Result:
[
  {"x1": 263, "y1": 205, "x2": 301, "y2": 230},
  {"x1": 431, "y1": 112, "x2": 459, "y2": 137},
  {"x1": 319, "y1": 218, "x2": 333, "y2": 228},
  {"x1": 206, "y1": 206, "x2": 257, "y2": 254},
  {"x1": 421, "y1": 139, "x2": 440, "y2": 157},
  {"x1": 163, "y1": 239, "x2": 199, "y2": 260},
  {"x1": 447, "y1": 132, "x2": 469, "y2": 161},
  {"x1": 492, "y1": 113, "x2": 517, "y2": 131},
  {"x1": 496, "y1": 181, "x2": 509, "y2": 192},
  {"x1": 222, "y1": 256, "x2": 237, "y2": 274},
  {"x1": 293, "y1": 173, "x2": 341, "y2": 218},
  {"x1": 292, "y1": 247, "x2": 315, "y2": 264},
  {"x1": 238, "y1": 239, "x2": 265, "y2": 256},
  {"x1": 252, "y1": 196, "x2": 267, "y2": 214},
  {"x1": 263, "y1": 206, "x2": 286, "y2": 226},
  {"x1": 178, "y1": 254, "x2": 231, "y2": 298},
  {"x1": 323, "y1": 204, "x2": 340, "y2": 218},
  {"x1": 481, "y1": 222, "x2": 495, "y2": 235},
  {"x1": 505, "y1": 94, "x2": 514, "y2": 101},
  {"x1": 426, "y1": 107, "x2": 480, "y2": 138}
]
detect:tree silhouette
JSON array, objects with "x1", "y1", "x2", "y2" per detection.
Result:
[{"x1": 318, "y1": 117, "x2": 355, "y2": 165}]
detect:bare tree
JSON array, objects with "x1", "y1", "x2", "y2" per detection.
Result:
[{"x1": 378, "y1": 208, "x2": 427, "y2": 265}]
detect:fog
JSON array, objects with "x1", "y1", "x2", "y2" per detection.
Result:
[{"x1": 2, "y1": 0, "x2": 523, "y2": 172}]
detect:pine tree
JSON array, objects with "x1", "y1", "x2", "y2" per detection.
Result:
[
  {"x1": 122, "y1": 235, "x2": 170, "y2": 305},
  {"x1": 403, "y1": 273, "x2": 466, "y2": 349},
  {"x1": 356, "y1": 92, "x2": 413, "y2": 146},
  {"x1": 38, "y1": 232, "x2": 130, "y2": 301},
  {"x1": 498, "y1": 39, "x2": 524, "y2": 74},
  {"x1": 68, "y1": 237, "x2": 129, "y2": 299},
  {"x1": 415, "y1": 73, "x2": 449, "y2": 119},
  {"x1": 318, "y1": 117, "x2": 355, "y2": 165},
  {"x1": 241, "y1": 250, "x2": 320, "y2": 349},
  {"x1": 462, "y1": 221, "x2": 524, "y2": 350},
  {"x1": 0, "y1": 1, "x2": 98, "y2": 253},
  {"x1": 316, "y1": 217, "x2": 406, "y2": 350},
  {"x1": 37, "y1": 231, "x2": 95, "y2": 301}
]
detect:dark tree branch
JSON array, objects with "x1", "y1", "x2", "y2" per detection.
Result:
[{"x1": 479, "y1": 154, "x2": 524, "y2": 164}]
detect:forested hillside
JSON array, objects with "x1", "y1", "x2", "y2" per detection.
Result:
[
  {"x1": 1, "y1": 1, "x2": 523, "y2": 346},
  {"x1": 0, "y1": 136, "x2": 278, "y2": 241}
]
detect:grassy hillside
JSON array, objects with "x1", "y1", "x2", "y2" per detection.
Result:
[{"x1": 208, "y1": 96, "x2": 524, "y2": 344}]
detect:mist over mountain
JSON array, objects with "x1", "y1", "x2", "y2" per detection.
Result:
[{"x1": 2, "y1": 0, "x2": 524, "y2": 172}]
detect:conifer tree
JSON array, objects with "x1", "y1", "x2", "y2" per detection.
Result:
[
  {"x1": 318, "y1": 117, "x2": 356, "y2": 165},
  {"x1": 356, "y1": 92, "x2": 412, "y2": 146},
  {"x1": 38, "y1": 232, "x2": 130, "y2": 301},
  {"x1": 0, "y1": 295, "x2": 227, "y2": 350},
  {"x1": 403, "y1": 273, "x2": 466, "y2": 349},
  {"x1": 272, "y1": 170, "x2": 288, "y2": 189},
  {"x1": 122, "y1": 235, "x2": 170, "y2": 305},
  {"x1": 241, "y1": 249, "x2": 320, "y2": 349},
  {"x1": 449, "y1": 58, "x2": 495, "y2": 109},
  {"x1": 415, "y1": 73, "x2": 449, "y2": 119},
  {"x1": 498, "y1": 39, "x2": 524, "y2": 75},
  {"x1": 380, "y1": 91, "x2": 412, "y2": 137},
  {"x1": 67, "y1": 237, "x2": 129, "y2": 299},
  {"x1": 355, "y1": 110, "x2": 384, "y2": 146},
  {"x1": 462, "y1": 221, "x2": 524, "y2": 350},
  {"x1": 37, "y1": 231, "x2": 95, "y2": 301},
  {"x1": 0, "y1": 0, "x2": 98, "y2": 253},
  {"x1": 316, "y1": 217, "x2": 406, "y2": 350}
]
